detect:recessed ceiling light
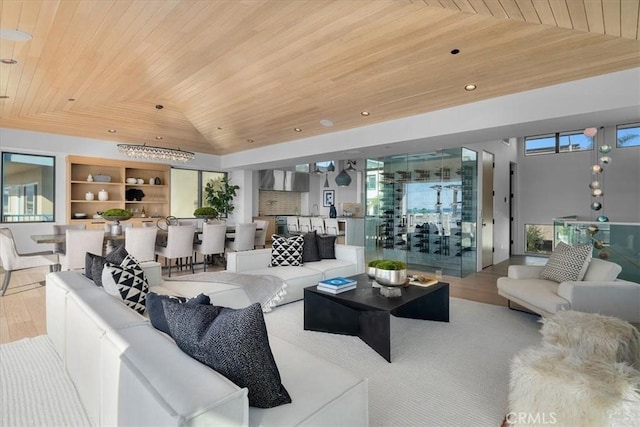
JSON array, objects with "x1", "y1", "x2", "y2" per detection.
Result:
[
  {"x1": 155, "y1": 136, "x2": 163, "y2": 140},
  {"x1": 294, "y1": 127, "x2": 302, "y2": 132},
  {"x1": 361, "y1": 111, "x2": 370, "y2": 116},
  {"x1": 320, "y1": 119, "x2": 334, "y2": 127},
  {"x1": 108, "y1": 129, "x2": 117, "y2": 133},
  {"x1": 464, "y1": 84, "x2": 477, "y2": 91},
  {"x1": 217, "y1": 126, "x2": 222, "y2": 130},
  {"x1": 1, "y1": 59, "x2": 17, "y2": 64},
  {"x1": 0, "y1": 29, "x2": 33, "y2": 41},
  {"x1": 155, "y1": 104, "x2": 164, "y2": 110},
  {"x1": 247, "y1": 139, "x2": 254, "y2": 143},
  {"x1": 0, "y1": 95, "x2": 10, "y2": 99},
  {"x1": 450, "y1": 49, "x2": 460, "y2": 55},
  {"x1": 68, "y1": 98, "x2": 75, "y2": 101}
]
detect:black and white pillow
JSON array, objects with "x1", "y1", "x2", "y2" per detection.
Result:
[
  {"x1": 270, "y1": 234, "x2": 304, "y2": 266},
  {"x1": 164, "y1": 301, "x2": 292, "y2": 408},
  {"x1": 85, "y1": 245, "x2": 129, "y2": 287},
  {"x1": 540, "y1": 242, "x2": 593, "y2": 283},
  {"x1": 146, "y1": 292, "x2": 211, "y2": 336},
  {"x1": 102, "y1": 254, "x2": 149, "y2": 314}
]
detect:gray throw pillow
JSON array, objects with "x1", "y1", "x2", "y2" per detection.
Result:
[
  {"x1": 302, "y1": 231, "x2": 321, "y2": 263},
  {"x1": 84, "y1": 245, "x2": 129, "y2": 287},
  {"x1": 540, "y1": 242, "x2": 593, "y2": 283},
  {"x1": 146, "y1": 292, "x2": 211, "y2": 336},
  {"x1": 317, "y1": 234, "x2": 337, "y2": 259},
  {"x1": 164, "y1": 301, "x2": 292, "y2": 408}
]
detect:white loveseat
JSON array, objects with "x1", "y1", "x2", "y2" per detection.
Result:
[
  {"x1": 226, "y1": 245, "x2": 365, "y2": 305},
  {"x1": 46, "y1": 262, "x2": 369, "y2": 426},
  {"x1": 497, "y1": 258, "x2": 640, "y2": 323}
]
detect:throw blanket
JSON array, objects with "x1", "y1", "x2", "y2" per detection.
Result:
[{"x1": 165, "y1": 272, "x2": 287, "y2": 312}]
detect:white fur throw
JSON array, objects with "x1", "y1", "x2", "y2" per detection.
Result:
[
  {"x1": 509, "y1": 346, "x2": 640, "y2": 426},
  {"x1": 540, "y1": 311, "x2": 640, "y2": 369}
]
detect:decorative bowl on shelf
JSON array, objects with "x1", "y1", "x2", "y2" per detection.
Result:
[
  {"x1": 126, "y1": 178, "x2": 137, "y2": 184},
  {"x1": 73, "y1": 213, "x2": 87, "y2": 219},
  {"x1": 93, "y1": 174, "x2": 111, "y2": 182}
]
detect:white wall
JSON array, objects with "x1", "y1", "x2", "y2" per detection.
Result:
[{"x1": 515, "y1": 125, "x2": 640, "y2": 254}]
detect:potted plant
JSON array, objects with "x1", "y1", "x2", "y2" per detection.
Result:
[
  {"x1": 204, "y1": 177, "x2": 239, "y2": 218},
  {"x1": 193, "y1": 206, "x2": 218, "y2": 223},
  {"x1": 374, "y1": 259, "x2": 408, "y2": 286},
  {"x1": 101, "y1": 208, "x2": 133, "y2": 235},
  {"x1": 367, "y1": 259, "x2": 384, "y2": 278}
]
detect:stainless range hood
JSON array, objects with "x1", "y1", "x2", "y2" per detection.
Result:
[{"x1": 259, "y1": 170, "x2": 309, "y2": 192}]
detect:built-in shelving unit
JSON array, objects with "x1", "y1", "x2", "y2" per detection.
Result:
[{"x1": 67, "y1": 155, "x2": 170, "y2": 229}]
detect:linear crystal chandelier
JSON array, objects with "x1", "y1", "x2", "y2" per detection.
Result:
[{"x1": 117, "y1": 143, "x2": 195, "y2": 163}]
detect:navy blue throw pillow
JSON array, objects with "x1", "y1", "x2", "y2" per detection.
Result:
[
  {"x1": 84, "y1": 245, "x2": 129, "y2": 287},
  {"x1": 146, "y1": 292, "x2": 211, "y2": 335},
  {"x1": 164, "y1": 301, "x2": 292, "y2": 408}
]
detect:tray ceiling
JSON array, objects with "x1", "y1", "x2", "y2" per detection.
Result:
[{"x1": 1, "y1": 0, "x2": 638, "y2": 155}]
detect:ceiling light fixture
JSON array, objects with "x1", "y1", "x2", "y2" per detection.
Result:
[
  {"x1": 323, "y1": 173, "x2": 330, "y2": 188},
  {"x1": 450, "y1": 49, "x2": 460, "y2": 55},
  {"x1": 464, "y1": 84, "x2": 477, "y2": 91},
  {"x1": 360, "y1": 111, "x2": 370, "y2": 116},
  {"x1": 345, "y1": 160, "x2": 357, "y2": 172},
  {"x1": 327, "y1": 161, "x2": 335, "y2": 172},
  {"x1": 294, "y1": 127, "x2": 302, "y2": 132},
  {"x1": 0, "y1": 28, "x2": 33, "y2": 41},
  {"x1": 320, "y1": 119, "x2": 334, "y2": 127},
  {"x1": 117, "y1": 143, "x2": 195, "y2": 163},
  {"x1": 155, "y1": 136, "x2": 163, "y2": 140},
  {"x1": 1, "y1": 58, "x2": 17, "y2": 64},
  {"x1": 107, "y1": 129, "x2": 117, "y2": 133},
  {"x1": 335, "y1": 160, "x2": 356, "y2": 187},
  {"x1": 247, "y1": 139, "x2": 254, "y2": 143}
]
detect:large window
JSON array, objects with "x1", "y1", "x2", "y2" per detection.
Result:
[
  {"x1": 170, "y1": 168, "x2": 225, "y2": 218},
  {"x1": 525, "y1": 130, "x2": 592, "y2": 155},
  {"x1": 1, "y1": 152, "x2": 55, "y2": 223},
  {"x1": 617, "y1": 123, "x2": 640, "y2": 148}
]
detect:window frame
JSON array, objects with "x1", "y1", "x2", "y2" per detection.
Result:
[
  {"x1": 1, "y1": 151, "x2": 56, "y2": 223},
  {"x1": 170, "y1": 167, "x2": 227, "y2": 219},
  {"x1": 524, "y1": 130, "x2": 593, "y2": 156},
  {"x1": 616, "y1": 123, "x2": 640, "y2": 148}
]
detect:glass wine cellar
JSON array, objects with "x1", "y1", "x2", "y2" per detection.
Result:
[{"x1": 364, "y1": 148, "x2": 478, "y2": 277}]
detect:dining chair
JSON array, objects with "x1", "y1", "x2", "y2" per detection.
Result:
[
  {"x1": 253, "y1": 220, "x2": 269, "y2": 248},
  {"x1": 0, "y1": 228, "x2": 59, "y2": 296},
  {"x1": 194, "y1": 223, "x2": 227, "y2": 271},
  {"x1": 225, "y1": 222, "x2": 257, "y2": 253},
  {"x1": 324, "y1": 218, "x2": 339, "y2": 236},
  {"x1": 58, "y1": 229, "x2": 105, "y2": 271},
  {"x1": 125, "y1": 227, "x2": 158, "y2": 262},
  {"x1": 286, "y1": 217, "x2": 299, "y2": 234},
  {"x1": 155, "y1": 224, "x2": 196, "y2": 277},
  {"x1": 311, "y1": 217, "x2": 325, "y2": 235},
  {"x1": 297, "y1": 217, "x2": 311, "y2": 233},
  {"x1": 53, "y1": 224, "x2": 87, "y2": 254}
]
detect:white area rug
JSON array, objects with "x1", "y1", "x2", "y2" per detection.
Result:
[
  {"x1": 264, "y1": 297, "x2": 541, "y2": 427},
  {"x1": 0, "y1": 298, "x2": 540, "y2": 427},
  {"x1": 0, "y1": 335, "x2": 90, "y2": 427}
]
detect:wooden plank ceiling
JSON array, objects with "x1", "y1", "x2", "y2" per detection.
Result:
[{"x1": 0, "y1": 0, "x2": 638, "y2": 156}]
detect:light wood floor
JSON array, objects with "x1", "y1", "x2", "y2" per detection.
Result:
[{"x1": 0, "y1": 255, "x2": 547, "y2": 344}]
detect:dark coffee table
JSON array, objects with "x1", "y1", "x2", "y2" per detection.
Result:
[{"x1": 304, "y1": 274, "x2": 449, "y2": 362}]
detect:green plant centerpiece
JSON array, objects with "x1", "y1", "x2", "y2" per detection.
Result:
[
  {"x1": 371, "y1": 259, "x2": 408, "y2": 286},
  {"x1": 367, "y1": 259, "x2": 384, "y2": 278},
  {"x1": 101, "y1": 208, "x2": 133, "y2": 235},
  {"x1": 193, "y1": 206, "x2": 218, "y2": 223},
  {"x1": 204, "y1": 177, "x2": 239, "y2": 219}
]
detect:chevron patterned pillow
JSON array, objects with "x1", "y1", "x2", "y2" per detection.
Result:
[
  {"x1": 102, "y1": 254, "x2": 149, "y2": 314},
  {"x1": 270, "y1": 234, "x2": 304, "y2": 267},
  {"x1": 540, "y1": 242, "x2": 593, "y2": 283}
]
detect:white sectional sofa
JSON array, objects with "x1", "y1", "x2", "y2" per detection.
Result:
[
  {"x1": 46, "y1": 262, "x2": 369, "y2": 426},
  {"x1": 226, "y1": 245, "x2": 365, "y2": 305}
]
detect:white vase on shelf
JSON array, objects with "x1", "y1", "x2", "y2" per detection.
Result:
[{"x1": 98, "y1": 189, "x2": 109, "y2": 201}]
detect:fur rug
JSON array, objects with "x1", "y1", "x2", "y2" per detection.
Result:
[
  {"x1": 540, "y1": 310, "x2": 640, "y2": 369},
  {"x1": 508, "y1": 311, "x2": 640, "y2": 426}
]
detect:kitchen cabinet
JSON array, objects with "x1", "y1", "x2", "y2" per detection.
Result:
[{"x1": 67, "y1": 155, "x2": 170, "y2": 227}]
